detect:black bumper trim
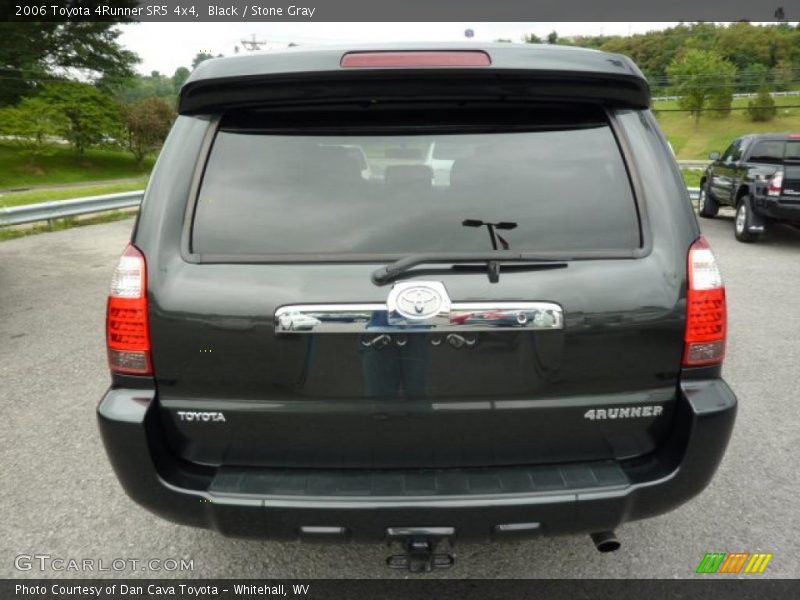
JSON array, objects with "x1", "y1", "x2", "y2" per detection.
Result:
[
  {"x1": 97, "y1": 379, "x2": 736, "y2": 541},
  {"x1": 209, "y1": 460, "x2": 629, "y2": 501}
]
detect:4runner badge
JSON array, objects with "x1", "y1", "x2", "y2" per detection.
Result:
[
  {"x1": 584, "y1": 406, "x2": 663, "y2": 420},
  {"x1": 177, "y1": 411, "x2": 226, "y2": 423}
]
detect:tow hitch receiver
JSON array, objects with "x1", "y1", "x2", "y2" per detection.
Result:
[{"x1": 386, "y1": 527, "x2": 455, "y2": 573}]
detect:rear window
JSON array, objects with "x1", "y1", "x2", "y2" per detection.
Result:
[
  {"x1": 749, "y1": 141, "x2": 785, "y2": 164},
  {"x1": 785, "y1": 141, "x2": 800, "y2": 162},
  {"x1": 191, "y1": 106, "x2": 640, "y2": 257}
]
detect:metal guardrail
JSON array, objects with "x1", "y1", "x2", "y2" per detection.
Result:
[
  {"x1": 0, "y1": 191, "x2": 144, "y2": 227},
  {"x1": 1, "y1": 187, "x2": 702, "y2": 228},
  {"x1": 678, "y1": 160, "x2": 711, "y2": 170}
]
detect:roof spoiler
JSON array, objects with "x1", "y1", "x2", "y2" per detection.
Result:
[{"x1": 178, "y1": 69, "x2": 650, "y2": 115}]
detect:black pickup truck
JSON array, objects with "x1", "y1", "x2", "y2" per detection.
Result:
[
  {"x1": 699, "y1": 133, "x2": 800, "y2": 242},
  {"x1": 98, "y1": 43, "x2": 736, "y2": 572}
]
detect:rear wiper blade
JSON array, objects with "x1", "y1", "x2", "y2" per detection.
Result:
[{"x1": 371, "y1": 253, "x2": 570, "y2": 285}]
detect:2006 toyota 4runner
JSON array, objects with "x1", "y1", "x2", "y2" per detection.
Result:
[{"x1": 98, "y1": 44, "x2": 736, "y2": 572}]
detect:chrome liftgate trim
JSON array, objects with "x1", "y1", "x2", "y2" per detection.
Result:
[{"x1": 274, "y1": 302, "x2": 563, "y2": 334}]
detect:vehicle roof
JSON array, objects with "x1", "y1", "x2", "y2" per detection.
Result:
[
  {"x1": 185, "y1": 42, "x2": 646, "y2": 84},
  {"x1": 739, "y1": 132, "x2": 800, "y2": 142}
]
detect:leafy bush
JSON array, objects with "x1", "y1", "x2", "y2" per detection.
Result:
[{"x1": 747, "y1": 89, "x2": 777, "y2": 122}]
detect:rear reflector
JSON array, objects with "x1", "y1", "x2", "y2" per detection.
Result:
[
  {"x1": 341, "y1": 51, "x2": 491, "y2": 68},
  {"x1": 106, "y1": 244, "x2": 152, "y2": 375},
  {"x1": 683, "y1": 236, "x2": 726, "y2": 367}
]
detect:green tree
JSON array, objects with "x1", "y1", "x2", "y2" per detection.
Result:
[
  {"x1": 192, "y1": 52, "x2": 216, "y2": 69},
  {"x1": 113, "y1": 71, "x2": 175, "y2": 105},
  {"x1": 565, "y1": 22, "x2": 800, "y2": 87},
  {"x1": 40, "y1": 81, "x2": 122, "y2": 154},
  {"x1": 772, "y1": 59, "x2": 796, "y2": 91},
  {"x1": 713, "y1": 22, "x2": 773, "y2": 70},
  {"x1": 523, "y1": 33, "x2": 541, "y2": 44},
  {"x1": 0, "y1": 6, "x2": 140, "y2": 106},
  {"x1": 747, "y1": 88, "x2": 777, "y2": 122},
  {"x1": 172, "y1": 67, "x2": 191, "y2": 93},
  {"x1": 121, "y1": 97, "x2": 175, "y2": 165},
  {"x1": 667, "y1": 49, "x2": 737, "y2": 126},
  {"x1": 547, "y1": 31, "x2": 559, "y2": 45},
  {"x1": 599, "y1": 23, "x2": 718, "y2": 83},
  {"x1": 0, "y1": 97, "x2": 67, "y2": 159},
  {"x1": 738, "y1": 63, "x2": 770, "y2": 93}
]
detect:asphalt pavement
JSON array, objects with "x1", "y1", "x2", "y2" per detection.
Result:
[{"x1": 1, "y1": 213, "x2": 798, "y2": 578}]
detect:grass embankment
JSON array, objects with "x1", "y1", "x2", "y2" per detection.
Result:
[
  {"x1": 0, "y1": 143, "x2": 147, "y2": 240},
  {"x1": 653, "y1": 96, "x2": 800, "y2": 160},
  {"x1": 0, "y1": 143, "x2": 154, "y2": 190}
]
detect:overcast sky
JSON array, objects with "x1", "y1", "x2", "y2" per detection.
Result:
[{"x1": 119, "y1": 22, "x2": 678, "y2": 75}]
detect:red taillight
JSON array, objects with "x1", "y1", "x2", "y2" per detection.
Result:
[
  {"x1": 341, "y1": 51, "x2": 491, "y2": 68},
  {"x1": 683, "y1": 236, "x2": 726, "y2": 367},
  {"x1": 106, "y1": 244, "x2": 152, "y2": 375},
  {"x1": 767, "y1": 170, "x2": 784, "y2": 197}
]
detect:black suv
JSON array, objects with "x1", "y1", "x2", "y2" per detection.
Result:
[
  {"x1": 699, "y1": 133, "x2": 800, "y2": 242},
  {"x1": 98, "y1": 44, "x2": 736, "y2": 571}
]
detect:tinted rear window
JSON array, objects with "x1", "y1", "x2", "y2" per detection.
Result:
[
  {"x1": 192, "y1": 107, "x2": 640, "y2": 257},
  {"x1": 749, "y1": 141, "x2": 784, "y2": 163},
  {"x1": 785, "y1": 141, "x2": 800, "y2": 162}
]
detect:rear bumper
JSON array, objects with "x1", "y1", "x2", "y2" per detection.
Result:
[
  {"x1": 753, "y1": 194, "x2": 800, "y2": 223},
  {"x1": 97, "y1": 379, "x2": 736, "y2": 541}
]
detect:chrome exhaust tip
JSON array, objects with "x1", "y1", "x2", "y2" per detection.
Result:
[{"x1": 591, "y1": 531, "x2": 621, "y2": 553}]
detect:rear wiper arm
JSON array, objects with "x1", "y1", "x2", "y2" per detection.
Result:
[{"x1": 371, "y1": 253, "x2": 570, "y2": 285}]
